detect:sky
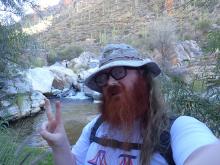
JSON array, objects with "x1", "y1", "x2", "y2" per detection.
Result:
[
  {"x1": 0, "y1": 0, "x2": 61, "y2": 24},
  {"x1": 25, "y1": 0, "x2": 61, "y2": 14},
  {"x1": 37, "y1": 0, "x2": 61, "y2": 8}
]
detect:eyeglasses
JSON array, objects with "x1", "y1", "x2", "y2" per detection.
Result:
[{"x1": 95, "y1": 66, "x2": 128, "y2": 87}]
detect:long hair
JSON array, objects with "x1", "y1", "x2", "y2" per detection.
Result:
[
  {"x1": 99, "y1": 69, "x2": 169, "y2": 164},
  {"x1": 140, "y1": 72, "x2": 169, "y2": 165}
]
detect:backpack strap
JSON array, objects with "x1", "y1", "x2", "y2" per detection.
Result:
[
  {"x1": 89, "y1": 116, "x2": 103, "y2": 143},
  {"x1": 89, "y1": 116, "x2": 142, "y2": 150},
  {"x1": 90, "y1": 115, "x2": 177, "y2": 164},
  {"x1": 156, "y1": 116, "x2": 177, "y2": 165}
]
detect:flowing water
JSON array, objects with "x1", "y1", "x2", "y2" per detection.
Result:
[{"x1": 10, "y1": 98, "x2": 99, "y2": 148}]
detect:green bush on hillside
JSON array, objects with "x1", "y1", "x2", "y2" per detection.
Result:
[
  {"x1": 47, "y1": 44, "x2": 83, "y2": 65},
  {"x1": 47, "y1": 49, "x2": 58, "y2": 65},
  {"x1": 58, "y1": 45, "x2": 83, "y2": 61},
  {"x1": 29, "y1": 56, "x2": 46, "y2": 67},
  {"x1": 192, "y1": 0, "x2": 218, "y2": 12},
  {"x1": 195, "y1": 19, "x2": 211, "y2": 33},
  {"x1": 204, "y1": 30, "x2": 220, "y2": 52}
]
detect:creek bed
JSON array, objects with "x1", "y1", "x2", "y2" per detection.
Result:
[{"x1": 10, "y1": 98, "x2": 99, "y2": 148}]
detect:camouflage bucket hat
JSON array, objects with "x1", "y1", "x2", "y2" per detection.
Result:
[{"x1": 84, "y1": 44, "x2": 161, "y2": 93}]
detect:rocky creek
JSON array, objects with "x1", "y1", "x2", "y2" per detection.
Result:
[{"x1": 10, "y1": 98, "x2": 99, "y2": 148}]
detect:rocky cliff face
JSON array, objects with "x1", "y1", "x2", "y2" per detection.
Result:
[{"x1": 0, "y1": 74, "x2": 46, "y2": 121}]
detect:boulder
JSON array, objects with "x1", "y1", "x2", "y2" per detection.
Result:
[
  {"x1": 153, "y1": 40, "x2": 203, "y2": 68},
  {"x1": 69, "y1": 51, "x2": 97, "y2": 73},
  {"x1": 49, "y1": 65, "x2": 78, "y2": 90},
  {"x1": 25, "y1": 65, "x2": 78, "y2": 93},
  {"x1": 1, "y1": 75, "x2": 32, "y2": 95},
  {"x1": 79, "y1": 67, "x2": 98, "y2": 80},
  {"x1": 175, "y1": 40, "x2": 203, "y2": 64},
  {"x1": 26, "y1": 67, "x2": 54, "y2": 93},
  {"x1": 0, "y1": 91, "x2": 45, "y2": 121}
]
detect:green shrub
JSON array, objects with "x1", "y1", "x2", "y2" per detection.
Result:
[
  {"x1": 30, "y1": 56, "x2": 46, "y2": 67},
  {"x1": 98, "y1": 31, "x2": 109, "y2": 45},
  {"x1": 0, "y1": 24, "x2": 29, "y2": 76},
  {"x1": 0, "y1": 122, "x2": 52, "y2": 165},
  {"x1": 192, "y1": 0, "x2": 218, "y2": 12},
  {"x1": 161, "y1": 75, "x2": 220, "y2": 136},
  {"x1": 47, "y1": 49, "x2": 58, "y2": 65},
  {"x1": 195, "y1": 19, "x2": 211, "y2": 33},
  {"x1": 192, "y1": 79, "x2": 205, "y2": 92},
  {"x1": 15, "y1": 94, "x2": 25, "y2": 110},
  {"x1": 204, "y1": 30, "x2": 220, "y2": 52},
  {"x1": 58, "y1": 44, "x2": 83, "y2": 61}
]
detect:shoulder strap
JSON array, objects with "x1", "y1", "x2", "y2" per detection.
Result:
[
  {"x1": 156, "y1": 116, "x2": 177, "y2": 165},
  {"x1": 90, "y1": 116, "x2": 177, "y2": 164},
  {"x1": 89, "y1": 116, "x2": 104, "y2": 143},
  {"x1": 89, "y1": 116, "x2": 142, "y2": 150}
]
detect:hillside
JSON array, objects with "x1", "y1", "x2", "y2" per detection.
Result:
[{"x1": 22, "y1": 0, "x2": 220, "y2": 65}]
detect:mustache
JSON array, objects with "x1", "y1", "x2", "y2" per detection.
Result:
[{"x1": 105, "y1": 84, "x2": 122, "y2": 97}]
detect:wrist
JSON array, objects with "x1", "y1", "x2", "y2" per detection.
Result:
[{"x1": 51, "y1": 141, "x2": 71, "y2": 153}]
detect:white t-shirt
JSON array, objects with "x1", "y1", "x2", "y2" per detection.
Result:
[{"x1": 72, "y1": 116, "x2": 217, "y2": 165}]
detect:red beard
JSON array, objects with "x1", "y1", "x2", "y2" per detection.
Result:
[{"x1": 100, "y1": 76, "x2": 150, "y2": 135}]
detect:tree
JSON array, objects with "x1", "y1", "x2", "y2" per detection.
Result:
[
  {"x1": 147, "y1": 17, "x2": 177, "y2": 71},
  {"x1": 0, "y1": 0, "x2": 40, "y2": 79},
  {"x1": 0, "y1": 0, "x2": 39, "y2": 25}
]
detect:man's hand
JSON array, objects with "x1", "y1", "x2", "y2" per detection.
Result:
[
  {"x1": 40, "y1": 99, "x2": 69, "y2": 149},
  {"x1": 40, "y1": 99, "x2": 76, "y2": 165}
]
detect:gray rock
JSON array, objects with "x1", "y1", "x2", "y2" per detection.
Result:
[
  {"x1": 0, "y1": 92, "x2": 45, "y2": 121},
  {"x1": 175, "y1": 40, "x2": 203, "y2": 63},
  {"x1": 2, "y1": 76, "x2": 32, "y2": 94}
]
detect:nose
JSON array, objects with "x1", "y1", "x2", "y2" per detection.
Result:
[{"x1": 107, "y1": 75, "x2": 118, "y2": 85}]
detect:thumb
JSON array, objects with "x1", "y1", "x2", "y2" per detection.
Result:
[{"x1": 40, "y1": 121, "x2": 56, "y2": 142}]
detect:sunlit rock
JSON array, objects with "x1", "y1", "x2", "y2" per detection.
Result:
[
  {"x1": 26, "y1": 67, "x2": 54, "y2": 93},
  {"x1": 49, "y1": 65, "x2": 78, "y2": 90}
]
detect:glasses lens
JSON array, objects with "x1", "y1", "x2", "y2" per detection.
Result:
[
  {"x1": 111, "y1": 67, "x2": 126, "y2": 80},
  {"x1": 95, "y1": 73, "x2": 108, "y2": 87}
]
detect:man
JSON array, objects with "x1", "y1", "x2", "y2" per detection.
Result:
[{"x1": 40, "y1": 44, "x2": 220, "y2": 165}]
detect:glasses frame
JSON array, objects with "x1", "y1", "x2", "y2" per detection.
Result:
[{"x1": 95, "y1": 66, "x2": 134, "y2": 87}]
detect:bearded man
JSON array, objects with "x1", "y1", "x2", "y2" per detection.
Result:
[{"x1": 40, "y1": 44, "x2": 220, "y2": 165}]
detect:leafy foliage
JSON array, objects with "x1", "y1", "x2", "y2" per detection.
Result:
[
  {"x1": 161, "y1": 54, "x2": 220, "y2": 136},
  {"x1": 195, "y1": 18, "x2": 211, "y2": 33},
  {"x1": 192, "y1": 0, "x2": 219, "y2": 12},
  {"x1": 47, "y1": 44, "x2": 83, "y2": 65},
  {"x1": 0, "y1": 117, "x2": 52, "y2": 165},
  {"x1": 0, "y1": 24, "x2": 30, "y2": 77},
  {"x1": 1, "y1": 0, "x2": 30, "y2": 15},
  {"x1": 204, "y1": 30, "x2": 220, "y2": 52},
  {"x1": 0, "y1": 0, "x2": 38, "y2": 25},
  {"x1": 0, "y1": 128, "x2": 52, "y2": 165}
]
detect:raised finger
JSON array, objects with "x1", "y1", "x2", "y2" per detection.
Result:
[
  {"x1": 45, "y1": 99, "x2": 54, "y2": 122},
  {"x1": 40, "y1": 122, "x2": 55, "y2": 142},
  {"x1": 55, "y1": 101, "x2": 62, "y2": 124}
]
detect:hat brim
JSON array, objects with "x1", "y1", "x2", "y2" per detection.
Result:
[{"x1": 84, "y1": 59, "x2": 161, "y2": 93}]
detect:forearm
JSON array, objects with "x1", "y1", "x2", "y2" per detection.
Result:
[
  {"x1": 184, "y1": 140, "x2": 220, "y2": 165},
  {"x1": 52, "y1": 144, "x2": 76, "y2": 165}
]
